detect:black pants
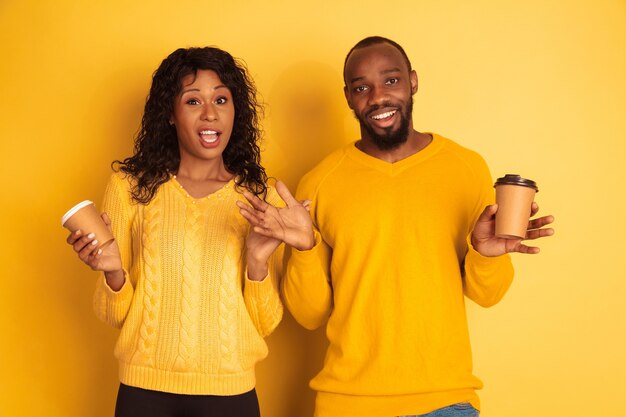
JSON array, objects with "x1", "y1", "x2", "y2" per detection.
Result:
[{"x1": 115, "y1": 384, "x2": 261, "y2": 417}]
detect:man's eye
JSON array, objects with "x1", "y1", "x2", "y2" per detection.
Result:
[
  {"x1": 355, "y1": 86, "x2": 368, "y2": 93},
  {"x1": 386, "y1": 78, "x2": 399, "y2": 85}
]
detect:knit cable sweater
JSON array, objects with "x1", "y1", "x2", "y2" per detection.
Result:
[
  {"x1": 283, "y1": 133, "x2": 514, "y2": 417},
  {"x1": 93, "y1": 172, "x2": 283, "y2": 395}
]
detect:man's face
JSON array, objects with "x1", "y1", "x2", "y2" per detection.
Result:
[{"x1": 343, "y1": 43, "x2": 417, "y2": 150}]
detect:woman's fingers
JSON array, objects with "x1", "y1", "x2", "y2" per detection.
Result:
[
  {"x1": 73, "y1": 232, "x2": 98, "y2": 254},
  {"x1": 252, "y1": 225, "x2": 276, "y2": 238},
  {"x1": 242, "y1": 191, "x2": 269, "y2": 212},
  {"x1": 67, "y1": 229, "x2": 82, "y2": 245},
  {"x1": 72, "y1": 232, "x2": 91, "y2": 251},
  {"x1": 101, "y1": 212, "x2": 113, "y2": 231},
  {"x1": 236, "y1": 200, "x2": 265, "y2": 225},
  {"x1": 78, "y1": 235, "x2": 100, "y2": 259}
]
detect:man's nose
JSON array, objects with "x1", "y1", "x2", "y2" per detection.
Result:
[{"x1": 367, "y1": 85, "x2": 389, "y2": 107}]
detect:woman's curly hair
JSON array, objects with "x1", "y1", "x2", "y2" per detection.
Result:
[{"x1": 114, "y1": 47, "x2": 267, "y2": 204}]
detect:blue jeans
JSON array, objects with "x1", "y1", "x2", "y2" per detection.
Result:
[{"x1": 400, "y1": 402, "x2": 479, "y2": 417}]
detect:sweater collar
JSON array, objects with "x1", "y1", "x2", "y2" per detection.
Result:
[{"x1": 345, "y1": 133, "x2": 444, "y2": 176}]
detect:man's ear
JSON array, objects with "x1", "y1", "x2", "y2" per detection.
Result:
[
  {"x1": 344, "y1": 85, "x2": 353, "y2": 110},
  {"x1": 410, "y1": 70, "x2": 418, "y2": 95}
]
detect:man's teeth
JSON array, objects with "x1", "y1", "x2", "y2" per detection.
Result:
[{"x1": 371, "y1": 110, "x2": 397, "y2": 120}]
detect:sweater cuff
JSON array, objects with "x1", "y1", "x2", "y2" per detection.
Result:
[
  {"x1": 465, "y1": 234, "x2": 494, "y2": 266},
  {"x1": 463, "y1": 234, "x2": 514, "y2": 307},
  {"x1": 465, "y1": 234, "x2": 513, "y2": 267},
  {"x1": 99, "y1": 269, "x2": 132, "y2": 299},
  {"x1": 94, "y1": 269, "x2": 134, "y2": 328},
  {"x1": 244, "y1": 270, "x2": 274, "y2": 299},
  {"x1": 289, "y1": 229, "x2": 324, "y2": 266}
]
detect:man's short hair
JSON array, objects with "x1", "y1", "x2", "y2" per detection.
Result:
[{"x1": 343, "y1": 36, "x2": 413, "y2": 83}]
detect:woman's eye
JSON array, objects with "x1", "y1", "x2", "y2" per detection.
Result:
[
  {"x1": 215, "y1": 97, "x2": 228, "y2": 105},
  {"x1": 186, "y1": 98, "x2": 200, "y2": 105}
]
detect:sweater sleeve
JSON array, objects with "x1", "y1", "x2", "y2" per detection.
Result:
[
  {"x1": 283, "y1": 230, "x2": 333, "y2": 330},
  {"x1": 282, "y1": 173, "x2": 334, "y2": 330},
  {"x1": 462, "y1": 153, "x2": 514, "y2": 307},
  {"x1": 242, "y1": 187, "x2": 285, "y2": 337},
  {"x1": 243, "y1": 242, "x2": 284, "y2": 337},
  {"x1": 463, "y1": 236, "x2": 514, "y2": 307},
  {"x1": 93, "y1": 173, "x2": 135, "y2": 328}
]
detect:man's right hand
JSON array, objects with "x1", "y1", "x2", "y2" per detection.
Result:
[{"x1": 237, "y1": 180, "x2": 315, "y2": 252}]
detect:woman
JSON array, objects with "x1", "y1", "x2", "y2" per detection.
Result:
[{"x1": 67, "y1": 47, "x2": 287, "y2": 417}]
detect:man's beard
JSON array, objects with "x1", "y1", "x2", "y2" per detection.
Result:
[{"x1": 356, "y1": 97, "x2": 413, "y2": 151}]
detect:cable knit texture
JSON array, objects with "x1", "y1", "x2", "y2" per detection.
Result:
[{"x1": 93, "y1": 173, "x2": 284, "y2": 395}]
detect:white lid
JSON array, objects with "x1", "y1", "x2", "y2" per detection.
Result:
[{"x1": 61, "y1": 200, "x2": 94, "y2": 226}]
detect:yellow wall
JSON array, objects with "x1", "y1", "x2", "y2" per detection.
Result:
[{"x1": 1, "y1": 1, "x2": 625, "y2": 416}]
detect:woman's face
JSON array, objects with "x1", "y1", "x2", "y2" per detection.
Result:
[{"x1": 170, "y1": 69, "x2": 235, "y2": 166}]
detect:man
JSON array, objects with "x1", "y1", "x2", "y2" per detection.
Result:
[{"x1": 237, "y1": 36, "x2": 554, "y2": 417}]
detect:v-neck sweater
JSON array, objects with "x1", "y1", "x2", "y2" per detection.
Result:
[{"x1": 284, "y1": 133, "x2": 514, "y2": 416}]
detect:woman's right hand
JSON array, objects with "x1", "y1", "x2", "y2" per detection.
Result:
[{"x1": 66, "y1": 212, "x2": 123, "y2": 273}]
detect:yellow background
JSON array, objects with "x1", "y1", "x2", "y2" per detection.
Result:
[{"x1": 1, "y1": 1, "x2": 625, "y2": 416}]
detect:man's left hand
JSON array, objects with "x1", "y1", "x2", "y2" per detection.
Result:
[{"x1": 471, "y1": 202, "x2": 555, "y2": 256}]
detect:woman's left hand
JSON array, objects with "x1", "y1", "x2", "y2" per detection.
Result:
[
  {"x1": 244, "y1": 225, "x2": 282, "y2": 281},
  {"x1": 238, "y1": 180, "x2": 315, "y2": 281}
]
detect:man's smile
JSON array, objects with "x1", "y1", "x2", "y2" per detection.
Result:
[{"x1": 370, "y1": 109, "x2": 397, "y2": 121}]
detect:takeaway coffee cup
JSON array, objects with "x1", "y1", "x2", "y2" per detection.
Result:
[
  {"x1": 494, "y1": 174, "x2": 539, "y2": 239},
  {"x1": 61, "y1": 200, "x2": 114, "y2": 250}
]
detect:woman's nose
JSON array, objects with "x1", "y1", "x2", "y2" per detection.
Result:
[{"x1": 202, "y1": 103, "x2": 218, "y2": 121}]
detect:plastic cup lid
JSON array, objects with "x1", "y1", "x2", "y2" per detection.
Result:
[
  {"x1": 494, "y1": 174, "x2": 538, "y2": 192},
  {"x1": 61, "y1": 200, "x2": 94, "y2": 226}
]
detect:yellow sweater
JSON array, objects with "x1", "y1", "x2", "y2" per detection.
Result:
[
  {"x1": 94, "y1": 173, "x2": 283, "y2": 395},
  {"x1": 283, "y1": 134, "x2": 514, "y2": 417}
]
